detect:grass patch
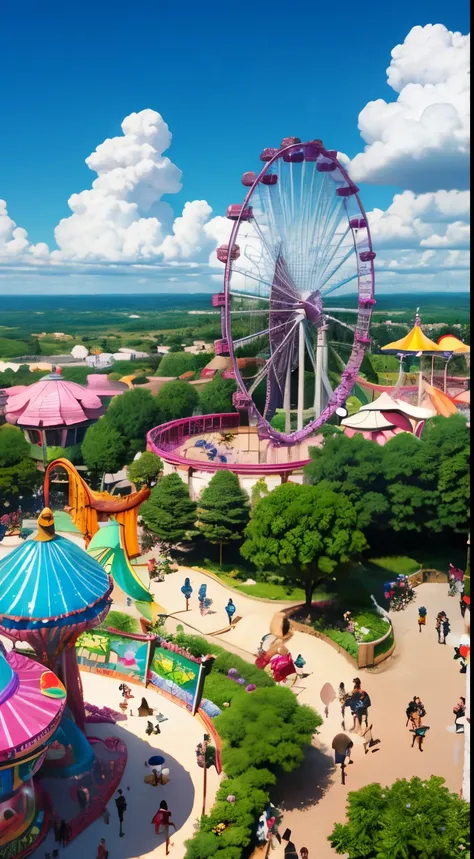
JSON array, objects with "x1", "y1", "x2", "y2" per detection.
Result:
[
  {"x1": 369, "y1": 556, "x2": 419, "y2": 575},
  {"x1": 322, "y1": 629, "x2": 359, "y2": 659},
  {"x1": 374, "y1": 627, "x2": 395, "y2": 659}
]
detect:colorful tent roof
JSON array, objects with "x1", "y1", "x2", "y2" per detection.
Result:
[
  {"x1": 359, "y1": 393, "x2": 434, "y2": 419},
  {"x1": 0, "y1": 514, "x2": 111, "y2": 623},
  {"x1": 0, "y1": 644, "x2": 65, "y2": 759},
  {"x1": 437, "y1": 334, "x2": 470, "y2": 353},
  {"x1": 5, "y1": 372, "x2": 104, "y2": 428},
  {"x1": 382, "y1": 312, "x2": 442, "y2": 354}
]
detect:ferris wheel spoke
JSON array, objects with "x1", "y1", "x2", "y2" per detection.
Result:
[
  {"x1": 234, "y1": 316, "x2": 298, "y2": 349},
  {"x1": 247, "y1": 319, "x2": 300, "y2": 395},
  {"x1": 317, "y1": 225, "x2": 352, "y2": 283},
  {"x1": 321, "y1": 272, "x2": 359, "y2": 297},
  {"x1": 230, "y1": 266, "x2": 299, "y2": 302},
  {"x1": 324, "y1": 307, "x2": 359, "y2": 314},
  {"x1": 324, "y1": 314, "x2": 355, "y2": 333},
  {"x1": 318, "y1": 246, "x2": 355, "y2": 291},
  {"x1": 230, "y1": 308, "x2": 298, "y2": 315}
]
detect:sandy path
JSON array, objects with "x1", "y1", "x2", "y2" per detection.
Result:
[{"x1": 151, "y1": 570, "x2": 466, "y2": 856}]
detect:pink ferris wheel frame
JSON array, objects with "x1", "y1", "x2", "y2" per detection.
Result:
[{"x1": 217, "y1": 139, "x2": 376, "y2": 445}]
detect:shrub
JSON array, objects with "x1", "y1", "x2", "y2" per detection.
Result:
[{"x1": 158, "y1": 352, "x2": 197, "y2": 377}]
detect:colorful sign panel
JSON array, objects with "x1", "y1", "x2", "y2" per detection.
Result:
[
  {"x1": 76, "y1": 630, "x2": 150, "y2": 685},
  {"x1": 148, "y1": 645, "x2": 200, "y2": 711}
]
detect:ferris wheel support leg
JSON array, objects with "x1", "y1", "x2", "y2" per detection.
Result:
[
  {"x1": 284, "y1": 360, "x2": 292, "y2": 435},
  {"x1": 314, "y1": 325, "x2": 327, "y2": 419},
  {"x1": 297, "y1": 321, "x2": 305, "y2": 432}
]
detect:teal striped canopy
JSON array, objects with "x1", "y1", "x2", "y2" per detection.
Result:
[{"x1": 0, "y1": 535, "x2": 110, "y2": 621}]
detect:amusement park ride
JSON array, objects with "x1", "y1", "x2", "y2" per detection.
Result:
[{"x1": 214, "y1": 136, "x2": 376, "y2": 441}]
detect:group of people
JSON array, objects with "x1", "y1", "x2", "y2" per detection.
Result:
[{"x1": 338, "y1": 677, "x2": 371, "y2": 734}]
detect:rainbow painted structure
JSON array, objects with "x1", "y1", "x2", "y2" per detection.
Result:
[
  {"x1": 0, "y1": 644, "x2": 66, "y2": 859},
  {"x1": 0, "y1": 509, "x2": 126, "y2": 851},
  {"x1": 44, "y1": 458, "x2": 150, "y2": 557}
]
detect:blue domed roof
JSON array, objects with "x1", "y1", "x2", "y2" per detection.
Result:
[{"x1": 0, "y1": 534, "x2": 110, "y2": 623}]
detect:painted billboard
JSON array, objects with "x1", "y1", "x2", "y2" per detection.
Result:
[
  {"x1": 76, "y1": 629, "x2": 151, "y2": 685},
  {"x1": 148, "y1": 643, "x2": 200, "y2": 710}
]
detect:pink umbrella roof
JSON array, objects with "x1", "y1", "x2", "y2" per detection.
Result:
[
  {"x1": 0, "y1": 645, "x2": 66, "y2": 760},
  {"x1": 5, "y1": 372, "x2": 104, "y2": 427}
]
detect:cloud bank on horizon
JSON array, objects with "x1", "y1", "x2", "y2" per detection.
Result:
[{"x1": 0, "y1": 23, "x2": 469, "y2": 292}]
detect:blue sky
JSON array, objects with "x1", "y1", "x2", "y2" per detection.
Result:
[{"x1": 0, "y1": 1, "x2": 470, "y2": 293}]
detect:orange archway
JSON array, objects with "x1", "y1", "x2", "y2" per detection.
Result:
[{"x1": 43, "y1": 458, "x2": 150, "y2": 557}]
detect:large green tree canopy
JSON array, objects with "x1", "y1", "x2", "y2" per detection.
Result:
[
  {"x1": 127, "y1": 451, "x2": 163, "y2": 488},
  {"x1": 155, "y1": 380, "x2": 198, "y2": 421},
  {"x1": 329, "y1": 776, "x2": 470, "y2": 858},
  {"x1": 305, "y1": 432, "x2": 389, "y2": 531},
  {"x1": 241, "y1": 482, "x2": 367, "y2": 606},
  {"x1": 140, "y1": 472, "x2": 197, "y2": 547},
  {"x1": 0, "y1": 425, "x2": 41, "y2": 507},
  {"x1": 199, "y1": 374, "x2": 237, "y2": 415},
  {"x1": 106, "y1": 387, "x2": 160, "y2": 459},
  {"x1": 197, "y1": 471, "x2": 250, "y2": 563},
  {"x1": 81, "y1": 418, "x2": 128, "y2": 477}
]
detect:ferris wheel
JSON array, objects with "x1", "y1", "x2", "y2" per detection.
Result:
[{"x1": 213, "y1": 137, "x2": 376, "y2": 444}]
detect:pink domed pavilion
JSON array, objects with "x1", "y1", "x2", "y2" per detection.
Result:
[{"x1": 5, "y1": 370, "x2": 104, "y2": 450}]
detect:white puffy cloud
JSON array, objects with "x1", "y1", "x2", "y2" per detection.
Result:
[
  {"x1": 350, "y1": 24, "x2": 470, "y2": 191},
  {"x1": 0, "y1": 199, "x2": 50, "y2": 261},
  {"x1": 367, "y1": 189, "x2": 471, "y2": 250}
]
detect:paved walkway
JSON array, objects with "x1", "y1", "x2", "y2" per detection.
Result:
[{"x1": 150, "y1": 569, "x2": 466, "y2": 857}]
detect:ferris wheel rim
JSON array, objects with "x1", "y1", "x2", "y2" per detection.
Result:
[{"x1": 222, "y1": 140, "x2": 375, "y2": 444}]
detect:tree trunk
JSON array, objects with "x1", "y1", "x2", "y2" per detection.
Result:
[
  {"x1": 304, "y1": 580, "x2": 314, "y2": 609},
  {"x1": 219, "y1": 542, "x2": 223, "y2": 568}
]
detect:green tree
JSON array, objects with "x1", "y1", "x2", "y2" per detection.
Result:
[
  {"x1": 140, "y1": 473, "x2": 197, "y2": 548},
  {"x1": 197, "y1": 471, "x2": 250, "y2": 565},
  {"x1": 100, "y1": 610, "x2": 140, "y2": 634},
  {"x1": 417, "y1": 414, "x2": 470, "y2": 534},
  {"x1": 250, "y1": 477, "x2": 269, "y2": 509},
  {"x1": 329, "y1": 776, "x2": 470, "y2": 858},
  {"x1": 305, "y1": 432, "x2": 389, "y2": 531},
  {"x1": 241, "y1": 483, "x2": 367, "y2": 607},
  {"x1": 0, "y1": 458, "x2": 42, "y2": 507},
  {"x1": 81, "y1": 418, "x2": 128, "y2": 482},
  {"x1": 158, "y1": 352, "x2": 196, "y2": 377},
  {"x1": 184, "y1": 686, "x2": 321, "y2": 858},
  {"x1": 0, "y1": 424, "x2": 31, "y2": 466},
  {"x1": 199, "y1": 374, "x2": 237, "y2": 414},
  {"x1": 155, "y1": 380, "x2": 198, "y2": 421},
  {"x1": 127, "y1": 451, "x2": 163, "y2": 487},
  {"x1": 106, "y1": 388, "x2": 160, "y2": 458}
]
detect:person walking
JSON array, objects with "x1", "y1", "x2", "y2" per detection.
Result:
[
  {"x1": 410, "y1": 723, "x2": 430, "y2": 751},
  {"x1": 442, "y1": 614, "x2": 451, "y2": 644},
  {"x1": 96, "y1": 838, "x2": 108, "y2": 859},
  {"x1": 418, "y1": 606, "x2": 427, "y2": 632},
  {"x1": 453, "y1": 696, "x2": 466, "y2": 732},
  {"x1": 152, "y1": 800, "x2": 176, "y2": 855},
  {"x1": 58, "y1": 820, "x2": 71, "y2": 848},
  {"x1": 115, "y1": 788, "x2": 127, "y2": 837},
  {"x1": 338, "y1": 682, "x2": 350, "y2": 728},
  {"x1": 225, "y1": 599, "x2": 236, "y2": 626},
  {"x1": 300, "y1": 849, "x2": 309, "y2": 859},
  {"x1": 435, "y1": 611, "x2": 446, "y2": 643}
]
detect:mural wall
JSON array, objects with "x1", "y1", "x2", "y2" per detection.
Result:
[
  {"x1": 76, "y1": 629, "x2": 151, "y2": 685},
  {"x1": 148, "y1": 640, "x2": 200, "y2": 711}
]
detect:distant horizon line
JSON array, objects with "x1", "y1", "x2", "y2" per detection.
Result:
[{"x1": 0, "y1": 290, "x2": 470, "y2": 297}]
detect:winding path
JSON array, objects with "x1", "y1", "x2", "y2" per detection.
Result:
[{"x1": 151, "y1": 567, "x2": 466, "y2": 857}]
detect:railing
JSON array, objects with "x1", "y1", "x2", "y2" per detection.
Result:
[{"x1": 147, "y1": 413, "x2": 312, "y2": 475}]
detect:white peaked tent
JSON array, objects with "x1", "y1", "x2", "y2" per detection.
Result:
[{"x1": 71, "y1": 344, "x2": 89, "y2": 360}]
